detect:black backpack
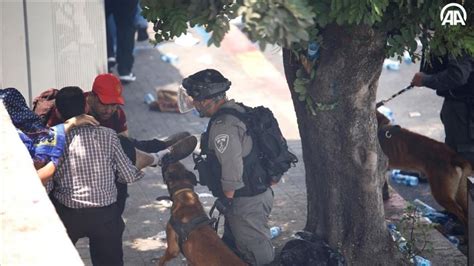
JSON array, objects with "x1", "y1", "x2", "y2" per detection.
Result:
[{"x1": 215, "y1": 104, "x2": 298, "y2": 184}]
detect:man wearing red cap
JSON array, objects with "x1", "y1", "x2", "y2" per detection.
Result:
[
  {"x1": 48, "y1": 73, "x2": 193, "y2": 215},
  {"x1": 48, "y1": 74, "x2": 128, "y2": 135}
]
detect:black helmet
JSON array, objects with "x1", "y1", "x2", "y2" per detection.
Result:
[{"x1": 182, "y1": 69, "x2": 231, "y2": 101}]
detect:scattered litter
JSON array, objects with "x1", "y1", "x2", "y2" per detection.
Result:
[
  {"x1": 161, "y1": 53, "x2": 179, "y2": 64},
  {"x1": 408, "y1": 112, "x2": 421, "y2": 117},
  {"x1": 144, "y1": 93, "x2": 155, "y2": 105},
  {"x1": 383, "y1": 59, "x2": 400, "y2": 71},
  {"x1": 270, "y1": 226, "x2": 282, "y2": 239},
  {"x1": 403, "y1": 51, "x2": 412, "y2": 64},
  {"x1": 148, "y1": 230, "x2": 167, "y2": 240},
  {"x1": 377, "y1": 105, "x2": 395, "y2": 123},
  {"x1": 391, "y1": 169, "x2": 419, "y2": 186},
  {"x1": 174, "y1": 33, "x2": 200, "y2": 47},
  {"x1": 197, "y1": 192, "x2": 214, "y2": 198},
  {"x1": 412, "y1": 255, "x2": 432, "y2": 266}
]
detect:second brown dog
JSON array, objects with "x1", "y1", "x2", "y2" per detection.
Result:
[
  {"x1": 158, "y1": 162, "x2": 246, "y2": 266},
  {"x1": 376, "y1": 111, "x2": 470, "y2": 226}
]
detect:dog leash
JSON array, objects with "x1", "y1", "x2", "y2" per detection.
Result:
[
  {"x1": 209, "y1": 201, "x2": 222, "y2": 232},
  {"x1": 376, "y1": 84, "x2": 414, "y2": 108}
]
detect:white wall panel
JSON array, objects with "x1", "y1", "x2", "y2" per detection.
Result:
[
  {"x1": 1, "y1": 1, "x2": 29, "y2": 102},
  {"x1": 1, "y1": 0, "x2": 107, "y2": 105}
]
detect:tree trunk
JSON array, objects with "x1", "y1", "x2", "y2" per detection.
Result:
[{"x1": 283, "y1": 24, "x2": 397, "y2": 264}]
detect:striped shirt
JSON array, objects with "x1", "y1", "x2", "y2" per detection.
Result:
[{"x1": 53, "y1": 125, "x2": 143, "y2": 208}]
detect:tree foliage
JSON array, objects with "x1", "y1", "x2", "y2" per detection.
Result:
[
  {"x1": 142, "y1": 0, "x2": 473, "y2": 55},
  {"x1": 142, "y1": 0, "x2": 473, "y2": 115}
]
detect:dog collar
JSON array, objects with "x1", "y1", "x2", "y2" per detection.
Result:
[{"x1": 173, "y1": 188, "x2": 193, "y2": 198}]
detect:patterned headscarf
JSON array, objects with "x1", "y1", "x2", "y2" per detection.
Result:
[{"x1": 0, "y1": 87, "x2": 48, "y2": 136}]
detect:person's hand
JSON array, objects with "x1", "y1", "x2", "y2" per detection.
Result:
[
  {"x1": 215, "y1": 197, "x2": 233, "y2": 215},
  {"x1": 411, "y1": 72, "x2": 424, "y2": 87},
  {"x1": 68, "y1": 114, "x2": 99, "y2": 127},
  {"x1": 64, "y1": 114, "x2": 99, "y2": 133}
]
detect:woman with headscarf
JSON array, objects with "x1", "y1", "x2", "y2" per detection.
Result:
[{"x1": 0, "y1": 87, "x2": 99, "y2": 184}]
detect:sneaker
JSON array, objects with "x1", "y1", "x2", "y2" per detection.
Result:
[
  {"x1": 119, "y1": 73, "x2": 136, "y2": 83},
  {"x1": 162, "y1": 132, "x2": 192, "y2": 148},
  {"x1": 108, "y1": 57, "x2": 116, "y2": 72},
  {"x1": 161, "y1": 135, "x2": 197, "y2": 165},
  {"x1": 133, "y1": 132, "x2": 191, "y2": 153}
]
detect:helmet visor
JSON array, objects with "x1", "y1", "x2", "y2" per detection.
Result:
[{"x1": 177, "y1": 86, "x2": 195, "y2": 113}]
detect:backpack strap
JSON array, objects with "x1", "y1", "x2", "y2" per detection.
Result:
[{"x1": 209, "y1": 105, "x2": 251, "y2": 134}]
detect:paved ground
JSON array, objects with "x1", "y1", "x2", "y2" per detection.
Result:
[{"x1": 74, "y1": 26, "x2": 465, "y2": 265}]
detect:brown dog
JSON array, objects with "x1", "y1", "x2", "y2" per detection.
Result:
[
  {"x1": 158, "y1": 162, "x2": 247, "y2": 266},
  {"x1": 376, "y1": 111, "x2": 470, "y2": 226}
]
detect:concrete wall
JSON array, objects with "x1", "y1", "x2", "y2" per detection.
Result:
[
  {"x1": 0, "y1": 0, "x2": 107, "y2": 105},
  {"x1": 0, "y1": 101, "x2": 83, "y2": 265}
]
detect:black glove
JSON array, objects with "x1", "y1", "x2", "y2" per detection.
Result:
[{"x1": 215, "y1": 197, "x2": 233, "y2": 215}]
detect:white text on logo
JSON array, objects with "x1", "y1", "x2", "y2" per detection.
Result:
[{"x1": 440, "y1": 3, "x2": 467, "y2": 26}]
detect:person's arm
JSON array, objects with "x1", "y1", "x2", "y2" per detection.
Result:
[
  {"x1": 63, "y1": 114, "x2": 99, "y2": 133},
  {"x1": 211, "y1": 119, "x2": 246, "y2": 198},
  {"x1": 111, "y1": 132, "x2": 144, "y2": 183},
  {"x1": 118, "y1": 130, "x2": 129, "y2": 137},
  {"x1": 36, "y1": 161, "x2": 56, "y2": 185},
  {"x1": 412, "y1": 54, "x2": 472, "y2": 92}
]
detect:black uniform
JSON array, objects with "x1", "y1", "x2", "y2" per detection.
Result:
[{"x1": 421, "y1": 53, "x2": 474, "y2": 163}]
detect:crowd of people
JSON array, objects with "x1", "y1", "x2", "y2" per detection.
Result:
[
  {"x1": 1, "y1": 74, "x2": 198, "y2": 265},
  {"x1": 2, "y1": 66, "x2": 285, "y2": 265}
]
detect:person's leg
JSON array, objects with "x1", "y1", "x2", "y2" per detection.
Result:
[
  {"x1": 88, "y1": 204, "x2": 125, "y2": 266},
  {"x1": 119, "y1": 134, "x2": 197, "y2": 170},
  {"x1": 134, "y1": 1, "x2": 148, "y2": 29},
  {"x1": 113, "y1": 0, "x2": 138, "y2": 77},
  {"x1": 104, "y1": 0, "x2": 115, "y2": 65},
  {"x1": 53, "y1": 199, "x2": 85, "y2": 245},
  {"x1": 226, "y1": 189, "x2": 275, "y2": 265},
  {"x1": 130, "y1": 131, "x2": 191, "y2": 153},
  {"x1": 135, "y1": 1, "x2": 149, "y2": 41},
  {"x1": 441, "y1": 99, "x2": 474, "y2": 162}
]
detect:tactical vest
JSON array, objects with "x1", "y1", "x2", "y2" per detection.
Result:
[{"x1": 195, "y1": 109, "x2": 268, "y2": 199}]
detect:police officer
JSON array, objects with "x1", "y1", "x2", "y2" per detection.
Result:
[
  {"x1": 411, "y1": 53, "x2": 474, "y2": 164},
  {"x1": 181, "y1": 69, "x2": 274, "y2": 265}
]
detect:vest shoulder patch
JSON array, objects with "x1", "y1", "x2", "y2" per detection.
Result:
[{"x1": 215, "y1": 134, "x2": 229, "y2": 153}]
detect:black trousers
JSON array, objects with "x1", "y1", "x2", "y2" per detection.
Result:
[
  {"x1": 441, "y1": 99, "x2": 474, "y2": 165},
  {"x1": 54, "y1": 200, "x2": 125, "y2": 266},
  {"x1": 116, "y1": 136, "x2": 167, "y2": 215},
  {"x1": 105, "y1": 0, "x2": 138, "y2": 75}
]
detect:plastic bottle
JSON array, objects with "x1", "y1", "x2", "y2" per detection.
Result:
[
  {"x1": 413, "y1": 255, "x2": 432, "y2": 266},
  {"x1": 307, "y1": 42, "x2": 320, "y2": 61},
  {"x1": 391, "y1": 172, "x2": 419, "y2": 186},
  {"x1": 386, "y1": 60, "x2": 400, "y2": 70},
  {"x1": 270, "y1": 226, "x2": 282, "y2": 239},
  {"x1": 401, "y1": 174, "x2": 419, "y2": 186},
  {"x1": 447, "y1": 235, "x2": 460, "y2": 247},
  {"x1": 387, "y1": 224, "x2": 402, "y2": 242},
  {"x1": 413, "y1": 199, "x2": 436, "y2": 214},
  {"x1": 403, "y1": 51, "x2": 412, "y2": 64},
  {"x1": 377, "y1": 105, "x2": 395, "y2": 123},
  {"x1": 144, "y1": 93, "x2": 155, "y2": 105},
  {"x1": 425, "y1": 212, "x2": 449, "y2": 224}
]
